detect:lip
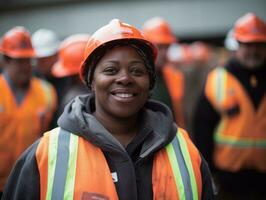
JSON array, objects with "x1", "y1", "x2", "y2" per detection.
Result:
[{"x1": 110, "y1": 88, "x2": 138, "y2": 102}]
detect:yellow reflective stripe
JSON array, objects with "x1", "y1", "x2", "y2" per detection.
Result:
[
  {"x1": 46, "y1": 128, "x2": 60, "y2": 200},
  {"x1": 215, "y1": 68, "x2": 226, "y2": 103},
  {"x1": 64, "y1": 134, "x2": 79, "y2": 199},
  {"x1": 166, "y1": 142, "x2": 185, "y2": 199},
  {"x1": 214, "y1": 121, "x2": 266, "y2": 147},
  {"x1": 177, "y1": 132, "x2": 198, "y2": 200}
]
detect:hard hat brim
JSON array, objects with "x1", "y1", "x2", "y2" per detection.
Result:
[
  {"x1": 35, "y1": 42, "x2": 60, "y2": 58},
  {"x1": 235, "y1": 34, "x2": 266, "y2": 43},
  {"x1": 52, "y1": 61, "x2": 79, "y2": 78},
  {"x1": 3, "y1": 49, "x2": 36, "y2": 58}
]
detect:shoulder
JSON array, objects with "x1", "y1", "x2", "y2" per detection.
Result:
[
  {"x1": 2, "y1": 140, "x2": 41, "y2": 199},
  {"x1": 176, "y1": 128, "x2": 202, "y2": 164}
]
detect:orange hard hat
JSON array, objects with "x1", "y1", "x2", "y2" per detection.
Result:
[
  {"x1": 80, "y1": 19, "x2": 157, "y2": 87},
  {"x1": 52, "y1": 34, "x2": 90, "y2": 78},
  {"x1": 142, "y1": 17, "x2": 176, "y2": 44},
  {"x1": 0, "y1": 26, "x2": 36, "y2": 58},
  {"x1": 234, "y1": 13, "x2": 266, "y2": 43}
]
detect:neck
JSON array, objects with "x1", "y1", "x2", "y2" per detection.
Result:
[
  {"x1": 4, "y1": 70, "x2": 30, "y2": 90},
  {"x1": 93, "y1": 111, "x2": 139, "y2": 147}
]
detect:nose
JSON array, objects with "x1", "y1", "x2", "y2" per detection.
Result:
[{"x1": 115, "y1": 70, "x2": 133, "y2": 86}]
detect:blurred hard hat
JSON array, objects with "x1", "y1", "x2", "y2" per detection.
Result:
[
  {"x1": 234, "y1": 13, "x2": 266, "y2": 43},
  {"x1": 224, "y1": 29, "x2": 239, "y2": 51},
  {"x1": 32, "y1": 29, "x2": 60, "y2": 57},
  {"x1": 142, "y1": 17, "x2": 176, "y2": 44},
  {"x1": 167, "y1": 43, "x2": 192, "y2": 65},
  {"x1": 52, "y1": 34, "x2": 90, "y2": 78},
  {"x1": 80, "y1": 18, "x2": 157, "y2": 85},
  {"x1": 190, "y1": 41, "x2": 211, "y2": 63},
  {"x1": 0, "y1": 26, "x2": 35, "y2": 58}
]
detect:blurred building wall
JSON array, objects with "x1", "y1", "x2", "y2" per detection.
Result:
[{"x1": 0, "y1": 0, "x2": 265, "y2": 38}]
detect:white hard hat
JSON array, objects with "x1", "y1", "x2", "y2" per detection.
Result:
[
  {"x1": 32, "y1": 29, "x2": 60, "y2": 57},
  {"x1": 167, "y1": 43, "x2": 184, "y2": 62},
  {"x1": 224, "y1": 29, "x2": 239, "y2": 51}
]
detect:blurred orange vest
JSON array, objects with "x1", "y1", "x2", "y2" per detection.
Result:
[
  {"x1": 0, "y1": 75, "x2": 57, "y2": 190},
  {"x1": 36, "y1": 128, "x2": 202, "y2": 200},
  {"x1": 205, "y1": 67, "x2": 266, "y2": 172},
  {"x1": 162, "y1": 64, "x2": 185, "y2": 127}
]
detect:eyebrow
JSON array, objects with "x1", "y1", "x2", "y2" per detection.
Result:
[{"x1": 102, "y1": 59, "x2": 145, "y2": 64}]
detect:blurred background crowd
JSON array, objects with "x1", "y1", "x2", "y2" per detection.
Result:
[{"x1": 0, "y1": 0, "x2": 265, "y2": 199}]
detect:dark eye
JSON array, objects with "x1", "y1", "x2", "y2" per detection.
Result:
[
  {"x1": 130, "y1": 66, "x2": 147, "y2": 76},
  {"x1": 103, "y1": 66, "x2": 118, "y2": 75}
]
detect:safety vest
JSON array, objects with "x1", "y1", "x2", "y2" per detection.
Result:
[
  {"x1": 0, "y1": 75, "x2": 57, "y2": 190},
  {"x1": 205, "y1": 67, "x2": 266, "y2": 172},
  {"x1": 162, "y1": 64, "x2": 185, "y2": 127},
  {"x1": 36, "y1": 127, "x2": 202, "y2": 200}
]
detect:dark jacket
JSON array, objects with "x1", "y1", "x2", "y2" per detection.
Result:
[{"x1": 3, "y1": 94, "x2": 214, "y2": 200}]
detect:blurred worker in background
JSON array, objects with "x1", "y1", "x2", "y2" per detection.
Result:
[
  {"x1": 3, "y1": 19, "x2": 215, "y2": 200},
  {"x1": 167, "y1": 41, "x2": 214, "y2": 138},
  {"x1": 193, "y1": 12, "x2": 266, "y2": 199},
  {"x1": 143, "y1": 17, "x2": 185, "y2": 127},
  {"x1": 31, "y1": 28, "x2": 60, "y2": 80},
  {"x1": 51, "y1": 34, "x2": 90, "y2": 115},
  {"x1": 0, "y1": 26, "x2": 57, "y2": 197},
  {"x1": 32, "y1": 28, "x2": 63, "y2": 128}
]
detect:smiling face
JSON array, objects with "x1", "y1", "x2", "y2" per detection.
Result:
[{"x1": 91, "y1": 46, "x2": 150, "y2": 120}]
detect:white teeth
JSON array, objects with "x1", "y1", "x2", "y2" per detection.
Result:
[{"x1": 114, "y1": 93, "x2": 133, "y2": 98}]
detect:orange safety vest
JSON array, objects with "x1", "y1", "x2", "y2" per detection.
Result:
[
  {"x1": 0, "y1": 75, "x2": 57, "y2": 190},
  {"x1": 205, "y1": 67, "x2": 266, "y2": 172},
  {"x1": 162, "y1": 64, "x2": 185, "y2": 127},
  {"x1": 36, "y1": 127, "x2": 202, "y2": 200}
]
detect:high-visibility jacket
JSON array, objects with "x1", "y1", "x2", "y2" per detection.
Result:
[
  {"x1": 205, "y1": 67, "x2": 266, "y2": 172},
  {"x1": 0, "y1": 75, "x2": 57, "y2": 190},
  {"x1": 36, "y1": 127, "x2": 202, "y2": 200},
  {"x1": 162, "y1": 64, "x2": 185, "y2": 127}
]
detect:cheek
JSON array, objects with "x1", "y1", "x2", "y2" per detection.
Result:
[
  {"x1": 139, "y1": 78, "x2": 150, "y2": 97},
  {"x1": 92, "y1": 77, "x2": 110, "y2": 98}
]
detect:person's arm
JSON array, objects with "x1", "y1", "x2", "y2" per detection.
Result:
[
  {"x1": 2, "y1": 141, "x2": 40, "y2": 200},
  {"x1": 193, "y1": 89, "x2": 220, "y2": 170}
]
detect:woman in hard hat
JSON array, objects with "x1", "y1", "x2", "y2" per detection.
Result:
[{"x1": 3, "y1": 19, "x2": 214, "y2": 200}]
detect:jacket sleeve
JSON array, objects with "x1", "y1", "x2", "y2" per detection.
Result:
[
  {"x1": 193, "y1": 87, "x2": 220, "y2": 170},
  {"x1": 200, "y1": 156, "x2": 217, "y2": 200},
  {"x1": 2, "y1": 140, "x2": 40, "y2": 200}
]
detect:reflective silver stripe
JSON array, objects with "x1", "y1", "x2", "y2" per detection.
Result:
[
  {"x1": 172, "y1": 135, "x2": 193, "y2": 200},
  {"x1": 51, "y1": 128, "x2": 71, "y2": 200}
]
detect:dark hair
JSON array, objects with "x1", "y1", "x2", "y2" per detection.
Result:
[{"x1": 83, "y1": 39, "x2": 156, "y2": 90}]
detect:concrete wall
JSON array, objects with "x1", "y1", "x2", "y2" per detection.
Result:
[{"x1": 0, "y1": 0, "x2": 266, "y2": 39}]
